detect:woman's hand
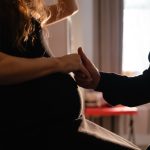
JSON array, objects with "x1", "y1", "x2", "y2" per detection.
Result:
[
  {"x1": 57, "y1": 53, "x2": 92, "y2": 80},
  {"x1": 74, "y1": 47, "x2": 100, "y2": 89}
]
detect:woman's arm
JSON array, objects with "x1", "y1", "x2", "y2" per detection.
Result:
[
  {"x1": 0, "y1": 52, "x2": 90, "y2": 85},
  {"x1": 45, "y1": 0, "x2": 79, "y2": 25}
]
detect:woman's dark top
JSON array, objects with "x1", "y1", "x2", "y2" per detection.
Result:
[
  {"x1": 96, "y1": 52, "x2": 150, "y2": 107},
  {"x1": 0, "y1": 18, "x2": 82, "y2": 148},
  {"x1": 0, "y1": 19, "x2": 47, "y2": 58}
]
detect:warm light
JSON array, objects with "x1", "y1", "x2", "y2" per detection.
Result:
[{"x1": 122, "y1": 0, "x2": 150, "y2": 75}]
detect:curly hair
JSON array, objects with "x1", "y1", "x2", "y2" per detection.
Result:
[{"x1": 0, "y1": 0, "x2": 49, "y2": 50}]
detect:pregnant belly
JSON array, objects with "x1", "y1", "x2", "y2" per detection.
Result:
[{"x1": 0, "y1": 73, "x2": 82, "y2": 122}]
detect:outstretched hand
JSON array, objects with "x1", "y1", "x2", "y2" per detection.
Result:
[{"x1": 73, "y1": 47, "x2": 100, "y2": 89}]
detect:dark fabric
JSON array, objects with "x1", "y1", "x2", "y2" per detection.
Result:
[
  {"x1": 0, "y1": 73, "x2": 81, "y2": 121},
  {"x1": 0, "y1": 72, "x2": 82, "y2": 149},
  {"x1": 96, "y1": 52, "x2": 150, "y2": 107},
  {"x1": 0, "y1": 18, "x2": 48, "y2": 58},
  {"x1": 146, "y1": 145, "x2": 150, "y2": 150}
]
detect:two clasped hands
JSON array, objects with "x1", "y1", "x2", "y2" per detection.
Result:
[{"x1": 71, "y1": 47, "x2": 100, "y2": 90}]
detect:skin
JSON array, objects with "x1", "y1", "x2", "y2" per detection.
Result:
[{"x1": 74, "y1": 47, "x2": 100, "y2": 89}]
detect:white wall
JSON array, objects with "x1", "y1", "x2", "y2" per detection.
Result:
[
  {"x1": 119, "y1": 104, "x2": 150, "y2": 146},
  {"x1": 45, "y1": 0, "x2": 70, "y2": 57},
  {"x1": 71, "y1": 0, "x2": 99, "y2": 67},
  {"x1": 46, "y1": 20, "x2": 71, "y2": 56}
]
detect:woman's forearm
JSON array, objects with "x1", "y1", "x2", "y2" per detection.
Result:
[
  {"x1": 0, "y1": 52, "x2": 90, "y2": 85},
  {"x1": 0, "y1": 52, "x2": 61, "y2": 85}
]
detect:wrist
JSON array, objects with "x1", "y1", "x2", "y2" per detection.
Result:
[
  {"x1": 94, "y1": 72, "x2": 101, "y2": 91},
  {"x1": 55, "y1": 57, "x2": 66, "y2": 73}
]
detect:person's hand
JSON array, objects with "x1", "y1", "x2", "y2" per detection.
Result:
[
  {"x1": 57, "y1": 53, "x2": 92, "y2": 80},
  {"x1": 74, "y1": 47, "x2": 100, "y2": 89}
]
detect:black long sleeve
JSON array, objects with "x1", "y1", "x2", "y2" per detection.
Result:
[{"x1": 96, "y1": 62, "x2": 150, "y2": 107}]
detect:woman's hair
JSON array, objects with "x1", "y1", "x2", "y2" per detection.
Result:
[{"x1": 0, "y1": 0, "x2": 49, "y2": 50}]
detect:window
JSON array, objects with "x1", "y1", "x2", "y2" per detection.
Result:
[{"x1": 122, "y1": 0, "x2": 150, "y2": 76}]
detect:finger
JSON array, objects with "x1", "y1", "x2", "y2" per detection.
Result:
[
  {"x1": 74, "y1": 71, "x2": 86, "y2": 79},
  {"x1": 74, "y1": 74, "x2": 86, "y2": 82},
  {"x1": 74, "y1": 75, "x2": 91, "y2": 87},
  {"x1": 74, "y1": 69, "x2": 91, "y2": 82},
  {"x1": 78, "y1": 47, "x2": 85, "y2": 62},
  {"x1": 78, "y1": 47, "x2": 97, "y2": 72},
  {"x1": 78, "y1": 47, "x2": 90, "y2": 66},
  {"x1": 80, "y1": 65, "x2": 92, "y2": 80}
]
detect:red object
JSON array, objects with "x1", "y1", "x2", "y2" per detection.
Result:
[{"x1": 85, "y1": 105, "x2": 138, "y2": 117}]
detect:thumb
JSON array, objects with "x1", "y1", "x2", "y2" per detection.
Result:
[
  {"x1": 78, "y1": 47, "x2": 91, "y2": 67},
  {"x1": 80, "y1": 65, "x2": 92, "y2": 80}
]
